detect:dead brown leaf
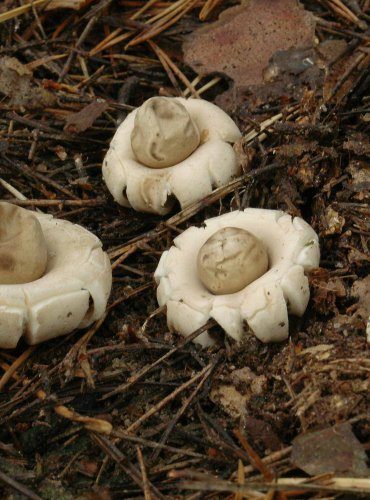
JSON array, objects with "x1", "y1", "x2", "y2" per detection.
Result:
[
  {"x1": 0, "y1": 56, "x2": 55, "y2": 110},
  {"x1": 291, "y1": 423, "x2": 369, "y2": 477},
  {"x1": 183, "y1": 0, "x2": 315, "y2": 87},
  {"x1": 351, "y1": 276, "x2": 370, "y2": 322},
  {"x1": 183, "y1": 0, "x2": 316, "y2": 111},
  {"x1": 64, "y1": 99, "x2": 109, "y2": 134}
]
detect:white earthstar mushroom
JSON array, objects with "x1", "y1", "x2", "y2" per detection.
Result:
[
  {"x1": 0, "y1": 203, "x2": 112, "y2": 349},
  {"x1": 102, "y1": 96, "x2": 241, "y2": 215},
  {"x1": 154, "y1": 209, "x2": 320, "y2": 347}
]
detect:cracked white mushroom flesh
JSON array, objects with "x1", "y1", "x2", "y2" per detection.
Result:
[
  {"x1": 0, "y1": 202, "x2": 112, "y2": 349},
  {"x1": 154, "y1": 208, "x2": 320, "y2": 347},
  {"x1": 102, "y1": 96, "x2": 242, "y2": 214}
]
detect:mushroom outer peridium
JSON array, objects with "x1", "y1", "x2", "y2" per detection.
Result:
[
  {"x1": 0, "y1": 202, "x2": 47, "y2": 284},
  {"x1": 0, "y1": 210, "x2": 112, "y2": 349},
  {"x1": 102, "y1": 97, "x2": 242, "y2": 214},
  {"x1": 155, "y1": 209, "x2": 320, "y2": 346},
  {"x1": 197, "y1": 227, "x2": 269, "y2": 295},
  {"x1": 130, "y1": 96, "x2": 200, "y2": 169}
]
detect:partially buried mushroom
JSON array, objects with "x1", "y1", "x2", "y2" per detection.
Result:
[
  {"x1": 154, "y1": 209, "x2": 320, "y2": 347},
  {"x1": 0, "y1": 202, "x2": 112, "y2": 349},
  {"x1": 102, "y1": 96, "x2": 241, "y2": 214}
]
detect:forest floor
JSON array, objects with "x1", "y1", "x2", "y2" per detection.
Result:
[{"x1": 0, "y1": 0, "x2": 369, "y2": 498}]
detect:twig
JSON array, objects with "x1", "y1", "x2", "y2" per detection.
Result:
[
  {"x1": 126, "y1": 0, "x2": 199, "y2": 48},
  {"x1": 58, "y1": 16, "x2": 98, "y2": 82},
  {"x1": 0, "y1": 470, "x2": 42, "y2": 500},
  {"x1": 0, "y1": 347, "x2": 36, "y2": 391},
  {"x1": 151, "y1": 355, "x2": 217, "y2": 461},
  {"x1": 127, "y1": 361, "x2": 215, "y2": 433},
  {"x1": 2, "y1": 198, "x2": 104, "y2": 207},
  {"x1": 90, "y1": 432, "x2": 166, "y2": 499},
  {"x1": 136, "y1": 446, "x2": 152, "y2": 500},
  {"x1": 148, "y1": 40, "x2": 201, "y2": 98},
  {"x1": 0, "y1": 0, "x2": 49, "y2": 24},
  {"x1": 101, "y1": 320, "x2": 216, "y2": 399}
]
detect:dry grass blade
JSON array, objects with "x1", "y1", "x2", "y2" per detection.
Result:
[
  {"x1": 58, "y1": 15, "x2": 98, "y2": 82},
  {"x1": 235, "y1": 459, "x2": 245, "y2": 500},
  {"x1": 126, "y1": 361, "x2": 215, "y2": 433},
  {"x1": 0, "y1": 347, "x2": 36, "y2": 391},
  {"x1": 233, "y1": 430, "x2": 274, "y2": 481},
  {"x1": 106, "y1": 163, "x2": 284, "y2": 264},
  {"x1": 0, "y1": 470, "x2": 42, "y2": 500},
  {"x1": 54, "y1": 405, "x2": 112, "y2": 433},
  {"x1": 0, "y1": 178, "x2": 28, "y2": 200},
  {"x1": 195, "y1": 76, "x2": 222, "y2": 96},
  {"x1": 168, "y1": 469, "x2": 265, "y2": 498},
  {"x1": 230, "y1": 447, "x2": 292, "y2": 480},
  {"x1": 88, "y1": 27, "x2": 122, "y2": 56},
  {"x1": 130, "y1": 0, "x2": 160, "y2": 20},
  {"x1": 90, "y1": 432, "x2": 167, "y2": 499},
  {"x1": 136, "y1": 446, "x2": 152, "y2": 500},
  {"x1": 108, "y1": 282, "x2": 154, "y2": 309},
  {"x1": 111, "y1": 429, "x2": 208, "y2": 459},
  {"x1": 234, "y1": 430, "x2": 290, "y2": 500},
  {"x1": 146, "y1": 0, "x2": 194, "y2": 25},
  {"x1": 148, "y1": 40, "x2": 200, "y2": 97},
  {"x1": 273, "y1": 477, "x2": 370, "y2": 493},
  {"x1": 126, "y1": 0, "x2": 199, "y2": 48},
  {"x1": 4, "y1": 198, "x2": 104, "y2": 207},
  {"x1": 151, "y1": 355, "x2": 218, "y2": 461},
  {"x1": 0, "y1": 355, "x2": 111, "y2": 434},
  {"x1": 148, "y1": 40, "x2": 183, "y2": 95},
  {"x1": 26, "y1": 53, "x2": 67, "y2": 70},
  {"x1": 199, "y1": 0, "x2": 223, "y2": 20},
  {"x1": 0, "y1": 0, "x2": 48, "y2": 24},
  {"x1": 101, "y1": 320, "x2": 216, "y2": 399},
  {"x1": 325, "y1": 0, "x2": 363, "y2": 25},
  {"x1": 61, "y1": 313, "x2": 108, "y2": 385},
  {"x1": 90, "y1": 30, "x2": 132, "y2": 56}
]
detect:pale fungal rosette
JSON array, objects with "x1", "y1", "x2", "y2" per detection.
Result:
[
  {"x1": 102, "y1": 96, "x2": 241, "y2": 214},
  {"x1": 0, "y1": 202, "x2": 112, "y2": 349},
  {"x1": 154, "y1": 208, "x2": 320, "y2": 347}
]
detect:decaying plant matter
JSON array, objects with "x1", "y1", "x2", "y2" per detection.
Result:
[{"x1": 0, "y1": 0, "x2": 369, "y2": 498}]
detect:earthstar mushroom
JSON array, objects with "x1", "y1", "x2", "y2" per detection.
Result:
[
  {"x1": 102, "y1": 96, "x2": 242, "y2": 214},
  {"x1": 154, "y1": 208, "x2": 320, "y2": 346},
  {"x1": 0, "y1": 203, "x2": 112, "y2": 349}
]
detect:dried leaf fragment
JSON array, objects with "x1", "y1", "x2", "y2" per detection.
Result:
[
  {"x1": 351, "y1": 276, "x2": 370, "y2": 322},
  {"x1": 183, "y1": 0, "x2": 315, "y2": 88},
  {"x1": 0, "y1": 56, "x2": 55, "y2": 110},
  {"x1": 64, "y1": 99, "x2": 109, "y2": 134},
  {"x1": 291, "y1": 423, "x2": 369, "y2": 477}
]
